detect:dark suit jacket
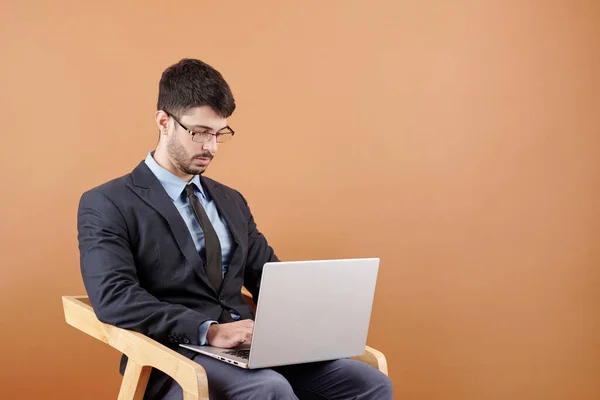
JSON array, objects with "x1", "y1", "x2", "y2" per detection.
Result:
[{"x1": 77, "y1": 161, "x2": 278, "y2": 399}]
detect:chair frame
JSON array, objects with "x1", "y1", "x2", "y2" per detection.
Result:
[{"x1": 62, "y1": 288, "x2": 388, "y2": 400}]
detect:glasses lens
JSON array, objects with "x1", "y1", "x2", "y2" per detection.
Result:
[
  {"x1": 191, "y1": 132, "x2": 212, "y2": 143},
  {"x1": 216, "y1": 133, "x2": 233, "y2": 143},
  {"x1": 190, "y1": 129, "x2": 234, "y2": 143}
]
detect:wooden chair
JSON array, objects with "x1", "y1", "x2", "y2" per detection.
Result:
[{"x1": 62, "y1": 288, "x2": 388, "y2": 400}]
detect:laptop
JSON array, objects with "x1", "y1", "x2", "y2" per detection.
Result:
[{"x1": 180, "y1": 258, "x2": 380, "y2": 369}]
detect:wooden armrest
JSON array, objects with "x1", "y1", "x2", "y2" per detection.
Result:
[
  {"x1": 240, "y1": 288, "x2": 388, "y2": 376},
  {"x1": 351, "y1": 345, "x2": 389, "y2": 376},
  {"x1": 241, "y1": 286, "x2": 253, "y2": 306},
  {"x1": 62, "y1": 296, "x2": 208, "y2": 399}
]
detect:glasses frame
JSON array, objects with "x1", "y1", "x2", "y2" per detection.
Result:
[{"x1": 165, "y1": 111, "x2": 235, "y2": 143}]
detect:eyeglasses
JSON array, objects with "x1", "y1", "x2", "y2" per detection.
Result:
[{"x1": 167, "y1": 112, "x2": 235, "y2": 143}]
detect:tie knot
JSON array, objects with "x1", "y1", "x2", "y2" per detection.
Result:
[{"x1": 184, "y1": 184, "x2": 196, "y2": 198}]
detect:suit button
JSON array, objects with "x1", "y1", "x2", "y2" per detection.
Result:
[{"x1": 183, "y1": 337, "x2": 190, "y2": 344}]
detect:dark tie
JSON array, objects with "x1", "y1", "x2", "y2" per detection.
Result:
[{"x1": 185, "y1": 184, "x2": 223, "y2": 293}]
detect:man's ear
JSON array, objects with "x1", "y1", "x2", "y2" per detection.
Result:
[{"x1": 155, "y1": 110, "x2": 171, "y2": 135}]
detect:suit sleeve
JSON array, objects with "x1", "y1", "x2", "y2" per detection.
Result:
[
  {"x1": 237, "y1": 191, "x2": 279, "y2": 301},
  {"x1": 78, "y1": 189, "x2": 211, "y2": 345}
]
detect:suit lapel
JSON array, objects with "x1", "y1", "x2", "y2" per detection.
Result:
[
  {"x1": 129, "y1": 162, "x2": 217, "y2": 294},
  {"x1": 201, "y1": 176, "x2": 245, "y2": 287}
]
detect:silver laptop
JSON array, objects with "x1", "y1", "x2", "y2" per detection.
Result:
[{"x1": 180, "y1": 258, "x2": 380, "y2": 369}]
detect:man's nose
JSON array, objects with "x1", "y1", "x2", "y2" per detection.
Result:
[{"x1": 202, "y1": 135, "x2": 218, "y2": 153}]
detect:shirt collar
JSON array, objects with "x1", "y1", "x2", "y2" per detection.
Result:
[{"x1": 144, "y1": 151, "x2": 206, "y2": 201}]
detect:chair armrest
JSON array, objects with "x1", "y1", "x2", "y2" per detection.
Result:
[
  {"x1": 62, "y1": 296, "x2": 208, "y2": 399},
  {"x1": 351, "y1": 345, "x2": 389, "y2": 376},
  {"x1": 241, "y1": 286, "x2": 254, "y2": 306}
]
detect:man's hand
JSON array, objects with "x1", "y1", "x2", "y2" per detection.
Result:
[{"x1": 206, "y1": 319, "x2": 254, "y2": 348}]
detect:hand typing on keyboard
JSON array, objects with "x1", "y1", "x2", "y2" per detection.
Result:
[{"x1": 206, "y1": 319, "x2": 254, "y2": 348}]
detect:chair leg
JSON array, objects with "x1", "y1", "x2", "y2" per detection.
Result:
[{"x1": 117, "y1": 359, "x2": 152, "y2": 400}]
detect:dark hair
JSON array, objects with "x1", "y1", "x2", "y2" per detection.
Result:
[{"x1": 157, "y1": 58, "x2": 236, "y2": 118}]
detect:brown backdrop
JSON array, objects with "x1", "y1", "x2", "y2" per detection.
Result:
[{"x1": 1, "y1": 1, "x2": 599, "y2": 399}]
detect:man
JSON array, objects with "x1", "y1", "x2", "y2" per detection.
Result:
[{"x1": 78, "y1": 58, "x2": 393, "y2": 400}]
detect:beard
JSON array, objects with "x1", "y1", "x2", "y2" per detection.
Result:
[{"x1": 166, "y1": 135, "x2": 213, "y2": 176}]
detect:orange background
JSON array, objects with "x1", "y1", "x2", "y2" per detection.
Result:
[{"x1": 1, "y1": 1, "x2": 599, "y2": 399}]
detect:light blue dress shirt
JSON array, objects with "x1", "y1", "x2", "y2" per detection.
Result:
[{"x1": 144, "y1": 152, "x2": 238, "y2": 345}]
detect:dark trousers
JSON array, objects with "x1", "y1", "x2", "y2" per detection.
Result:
[{"x1": 158, "y1": 354, "x2": 393, "y2": 400}]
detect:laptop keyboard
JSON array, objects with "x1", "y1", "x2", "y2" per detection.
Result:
[{"x1": 223, "y1": 349, "x2": 250, "y2": 359}]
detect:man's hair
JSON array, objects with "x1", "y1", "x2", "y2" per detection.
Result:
[{"x1": 157, "y1": 58, "x2": 236, "y2": 118}]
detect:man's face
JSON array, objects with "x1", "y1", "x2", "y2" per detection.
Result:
[{"x1": 163, "y1": 106, "x2": 228, "y2": 176}]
